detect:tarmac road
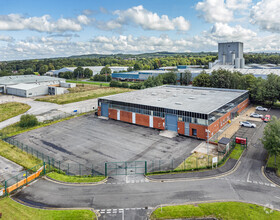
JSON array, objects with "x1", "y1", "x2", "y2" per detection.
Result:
[{"x1": 11, "y1": 111, "x2": 280, "y2": 219}]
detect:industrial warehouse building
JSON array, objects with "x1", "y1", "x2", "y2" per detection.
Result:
[
  {"x1": 0, "y1": 75, "x2": 69, "y2": 97},
  {"x1": 98, "y1": 86, "x2": 249, "y2": 140}
]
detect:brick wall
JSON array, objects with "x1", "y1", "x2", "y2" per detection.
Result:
[
  {"x1": 136, "y1": 113, "x2": 149, "y2": 127},
  {"x1": 109, "y1": 109, "x2": 118, "y2": 120},
  {"x1": 237, "y1": 98, "x2": 249, "y2": 113},
  {"x1": 177, "y1": 121, "x2": 185, "y2": 135},
  {"x1": 120, "y1": 110, "x2": 132, "y2": 123},
  {"x1": 98, "y1": 106, "x2": 101, "y2": 116},
  {"x1": 153, "y1": 116, "x2": 165, "y2": 130},
  {"x1": 189, "y1": 123, "x2": 207, "y2": 139}
]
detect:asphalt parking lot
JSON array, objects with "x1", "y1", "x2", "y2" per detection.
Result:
[
  {"x1": 13, "y1": 115, "x2": 201, "y2": 175},
  {"x1": 0, "y1": 156, "x2": 23, "y2": 183},
  {"x1": 234, "y1": 120, "x2": 262, "y2": 144}
]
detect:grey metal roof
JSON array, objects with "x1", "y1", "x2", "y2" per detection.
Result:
[
  {"x1": 218, "y1": 137, "x2": 231, "y2": 145},
  {"x1": 6, "y1": 83, "x2": 44, "y2": 90},
  {"x1": 0, "y1": 75, "x2": 64, "y2": 85},
  {"x1": 100, "y1": 85, "x2": 248, "y2": 114}
]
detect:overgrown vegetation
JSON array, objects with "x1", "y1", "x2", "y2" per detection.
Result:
[
  {"x1": 150, "y1": 202, "x2": 280, "y2": 219},
  {"x1": 19, "y1": 114, "x2": 38, "y2": 128},
  {"x1": 35, "y1": 85, "x2": 132, "y2": 104},
  {"x1": 0, "y1": 102, "x2": 30, "y2": 122},
  {"x1": 0, "y1": 197, "x2": 96, "y2": 220},
  {"x1": 47, "y1": 172, "x2": 106, "y2": 183},
  {"x1": 66, "y1": 80, "x2": 110, "y2": 86}
]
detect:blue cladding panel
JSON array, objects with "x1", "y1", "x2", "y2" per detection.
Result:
[
  {"x1": 165, "y1": 114, "x2": 178, "y2": 132},
  {"x1": 185, "y1": 122, "x2": 190, "y2": 136},
  {"x1": 101, "y1": 103, "x2": 109, "y2": 117}
]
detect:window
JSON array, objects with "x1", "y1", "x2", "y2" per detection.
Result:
[{"x1": 192, "y1": 129, "x2": 197, "y2": 136}]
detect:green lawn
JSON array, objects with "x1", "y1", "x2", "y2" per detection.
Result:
[
  {"x1": 267, "y1": 154, "x2": 280, "y2": 176},
  {"x1": 66, "y1": 80, "x2": 110, "y2": 86},
  {"x1": 229, "y1": 144, "x2": 244, "y2": 160},
  {"x1": 151, "y1": 202, "x2": 280, "y2": 220},
  {"x1": 0, "y1": 197, "x2": 96, "y2": 220},
  {"x1": 47, "y1": 172, "x2": 106, "y2": 183},
  {"x1": 35, "y1": 86, "x2": 131, "y2": 104},
  {"x1": 0, "y1": 102, "x2": 30, "y2": 122}
]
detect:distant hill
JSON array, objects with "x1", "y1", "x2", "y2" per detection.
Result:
[{"x1": 68, "y1": 51, "x2": 218, "y2": 59}]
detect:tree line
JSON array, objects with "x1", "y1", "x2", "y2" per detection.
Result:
[{"x1": 192, "y1": 69, "x2": 280, "y2": 106}]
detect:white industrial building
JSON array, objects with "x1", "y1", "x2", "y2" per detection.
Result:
[
  {"x1": 0, "y1": 75, "x2": 70, "y2": 97},
  {"x1": 48, "y1": 66, "x2": 129, "y2": 77}
]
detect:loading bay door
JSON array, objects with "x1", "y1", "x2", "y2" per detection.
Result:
[
  {"x1": 165, "y1": 114, "x2": 178, "y2": 132},
  {"x1": 101, "y1": 103, "x2": 109, "y2": 117}
]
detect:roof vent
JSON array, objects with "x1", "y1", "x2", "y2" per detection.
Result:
[
  {"x1": 189, "y1": 97, "x2": 195, "y2": 100},
  {"x1": 152, "y1": 92, "x2": 157, "y2": 96},
  {"x1": 157, "y1": 99, "x2": 161, "y2": 101},
  {"x1": 175, "y1": 102, "x2": 182, "y2": 105},
  {"x1": 201, "y1": 93, "x2": 207, "y2": 95},
  {"x1": 166, "y1": 90, "x2": 171, "y2": 92},
  {"x1": 173, "y1": 94, "x2": 177, "y2": 97}
]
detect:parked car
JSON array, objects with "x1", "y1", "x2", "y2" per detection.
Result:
[
  {"x1": 262, "y1": 115, "x2": 271, "y2": 123},
  {"x1": 250, "y1": 113, "x2": 263, "y2": 118},
  {"x1": 240, "y1": 121, "x2": 256, "y2": 128},
  {"x1": 256, "y1": 106, "x2": 268, "y2": 111}
]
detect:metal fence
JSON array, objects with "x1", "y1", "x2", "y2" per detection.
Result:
[{"x1": 2, "y1": 137, "x2": 104, "y2": 177}]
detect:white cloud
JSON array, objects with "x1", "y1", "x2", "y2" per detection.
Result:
[
  {"x1": 196, "y1": 0, "x2": 233, "y2": 23},
  {"x1": 100, "y1": 5, "x2": 190, "y2": 31},
  {"x1": 250, "y1": 0, "x2": 280, "y2": 33},
  {"x1": 226, "y1": 0, "x2": 252, "y2": 10},
  {"x1": 0, "y1": 35, "x2": 14, "y2": 42},
  {"x1": 0, "y1": 14, "x2": 94, "y2": 33},
  {"x1": 210, "y1": 23, "x2": 257, "y2": 41}
]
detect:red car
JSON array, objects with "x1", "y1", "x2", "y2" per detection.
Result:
[{"x1": 262, "y1": 115, "x2": 271, "y2": 123}]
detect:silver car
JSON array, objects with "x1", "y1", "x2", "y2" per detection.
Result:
[
  {"x1": 240, "y1": 121, "x2": 256, "y2": 128},
  {"x1": 256, "y1": 106, "x2": 268, "y2": 111},
  {"x1": 250, "y1": 113, "x2": 263, "y2": 118}
]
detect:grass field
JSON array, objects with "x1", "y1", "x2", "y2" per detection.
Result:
[
  {"x1": 66, "y1": 80, "x2": 110, "y2": 86},
  {"x1": 0, "y1": 102, "x2": 30, "y2": 122},
  {"x1": 47, "y1": 172, "x2": 106, "y2": 183},
  {"x1": 0, "y1": 197, "x2": 96, "y2": 220},
  {"x1": 150, "y1": 202, "x2": 280, "y2": 220},
  {"x1": 267, "y1": 154, "x2": 280, "y2": 176},
  {"x1": 0, "y1": 140, "x2": 41, "y2": 169},
  {"x1": 35, "y1": 84, "x2": 131, "y2": 104}
]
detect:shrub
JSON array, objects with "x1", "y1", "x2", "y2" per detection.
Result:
[{"x1": 19, "y1": 114, "x2": 39, "y2": 128}]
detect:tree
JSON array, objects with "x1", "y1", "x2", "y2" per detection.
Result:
[
  {"x1": 181, "y1": 70, "x2": 192, "y2": 85},
  {"x1": 162, "y1": 72, "x2": 177, "y2": 85},
  {"x1": 263, "y1": 74, "x2": 280, "y2": 106},
  {"x1": 133, "y1": 63, "x2": 142, "y2": 71},
  {"x1": 262, "y1": 116, "x2": 280, "y2": 166},
  {"x1": 24, "y1": 68, "x2": 34, "y2": 75},
  {"x1": 19, "y1": 114, "x2": 38, "y2": 128},
  {"x1": 84, "y1": 68, "x2": 93, "y2": 78},
  {"x1": 100, "y1": 66, "x2": 112, "y2": 75},
  {"x1": 127, "y1": 67, "x2": 133, "y2": 72},
  {"x1": 38, "y1": 65, "x2": 49, "y2": 74},
  {"x1": 74, "y1": 67, "x2": 84, "y2": 79},
  {"x1": 192, "y1": 71, "x2": 211, "y2": 87}
]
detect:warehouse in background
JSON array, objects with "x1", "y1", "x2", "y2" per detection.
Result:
[
  {"x1": 0, "y1": 75, "x2": 74, "y2": 97},
  {"x1": 98, "y1": 85, "x2": 249, "y2": 140}
]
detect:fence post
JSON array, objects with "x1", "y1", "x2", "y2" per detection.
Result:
[
  {"x1": 79, "y1": 164, "x2": 81, "y2": 176},
  {"x1": 125, "y1": 162, "x2": 127, "y2": 175},
  {"x1": 43, "y1": 162, "x2": 46, "y2": 175},
  {"x1": 145, "y1": 161, "x2": 147, "y2": 175},
  {"x1": 68, "y1": 163, "x2": 69, "y2": 175},
  {"x1": 25, "y1": 170, "x2": 28, "y2": 185},
  {"x1": 105, "y1": 163, "x2": 107, "y2": 177},
  {"x1": 196, "y1": 157, "x2": 198, "y2": 169},
  {"x1": 172, "y1": 159, "x2": 174, "y2": 170},
  {"x1": 5, "y1": 181, "x2": 7, "y2": 196},
  {"x1": 59, "y1": 161, "x2": 60, "y2": 173}
]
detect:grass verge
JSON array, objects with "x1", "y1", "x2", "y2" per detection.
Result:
[
  {"x1": 0, "y1": 102, "x2": 30, "y2": 122},
  {"x1": 150, "y1": 201, "x2": 280, "y2": 220},
  {"x1": 0, "y1": 197, "x2": 96, "y2": 220},
  {"x1": 35, "y1": 86, "x2": 131, "y2": 104},
  {"x1": 47, "y1": 172, "x2": 106, "y2": 183},
  {"x1": 0, "y1": 140, "x2": 41, "y2": 169},
  {"x1": 147, "y1": 144, "x2": 244, "y2": 176},
  {"x1": 267, "y1": 154, "x2": 280, "y2": 176}
]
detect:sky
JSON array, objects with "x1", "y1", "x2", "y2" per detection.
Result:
[{"x1": 0, "y1": 0, "x2": 279, "y2": 61}]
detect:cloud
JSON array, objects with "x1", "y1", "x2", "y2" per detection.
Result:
[
  {"x1": 0, "y1": 14, "x2": 94, "y2": 33},
  {"x1": 100, "y1": 5, "x2": 190, "y2": 31},
  {"x1": 196, "y1": 0, "x2": 233, "y2": 23},
  {"x1": 210, "y1": 23, "x2": 257, "y2": 41},
  {"x1": 226, "y1": 0, "x2": 252, "y2": 10},
  {"x1": 250, "y1": 0, "x2": 280, "y2": 33},
  {"x1": 0, "y1": 35, "x2": 14, "y2": 42}
]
